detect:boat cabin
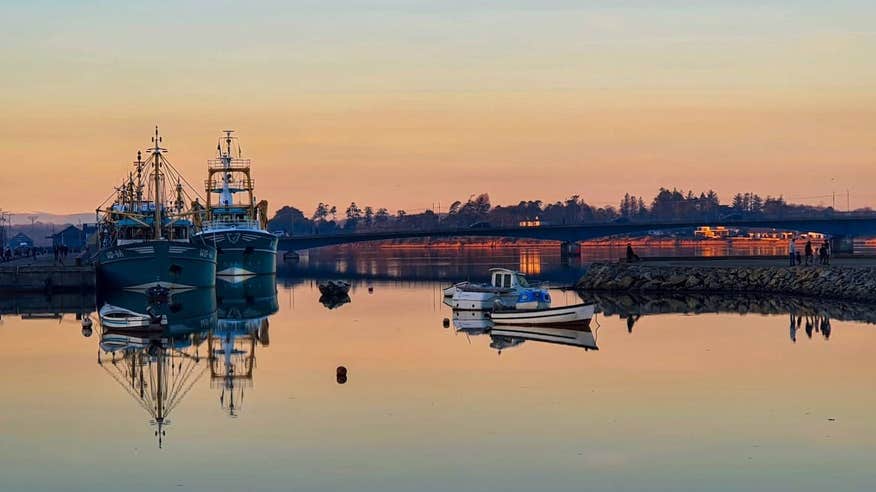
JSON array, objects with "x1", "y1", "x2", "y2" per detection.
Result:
[
  {"x1": 114, "y1": 217, "x2": 193, "y2": 245},
  {"x1": 489, "y1": 268, "x2": 530, "y2": 289}
]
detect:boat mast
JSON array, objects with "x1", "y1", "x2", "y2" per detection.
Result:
[
  {"x1": 221, "y1": 130, "x2": 234, "y2": 207},
  {"x1": 151, "y1": 126, "x2": 163, "y2": 240},
  {"x1": 135, "y1": 150, "x2": 144, "y2": 208}
]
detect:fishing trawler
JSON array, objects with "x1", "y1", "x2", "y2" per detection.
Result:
[
  {"x1": 193, "y1": 130, "x2": 277, "y2": 276},
  {"x1": 94, "y1": 127, "x2": 217, "y2": 291}
]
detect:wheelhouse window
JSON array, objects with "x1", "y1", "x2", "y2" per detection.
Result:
[{"x1": 516, "y1": 275, "x2": 529, "y2": 287}]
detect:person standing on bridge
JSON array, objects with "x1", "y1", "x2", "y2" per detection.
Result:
[{"x1": 788, "y1": 236, "x2": 797, "y2": 267}]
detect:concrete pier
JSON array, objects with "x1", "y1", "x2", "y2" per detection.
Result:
[{"x1": 0, "y1": 257, "x2": 95, "y2": 292}]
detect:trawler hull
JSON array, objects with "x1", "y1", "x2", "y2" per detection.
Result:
[
  {"x1": 194, "y1": 229, "x2": 278, "y2": 276},
  {"x1": 96, "y1": 240, "x2": 217, "y2": 290}
]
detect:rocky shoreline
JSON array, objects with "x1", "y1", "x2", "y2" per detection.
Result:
[{"x1": 576, "y1": 262, "x2": 876, "y2": 303}]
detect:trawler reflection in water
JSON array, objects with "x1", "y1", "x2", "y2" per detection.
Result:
[
  {"x1": 95, "y1": 276, "x2": 278, "y2": 445},
  {"x1": 96, "y1": 288, "x2": 216, "y2": 448},
  {"x1": 450, "y1": 309, "x2": 598, "y2": 354},
  {"x1": 211, "y1": 275, "x2": 278, "y2": 417}
]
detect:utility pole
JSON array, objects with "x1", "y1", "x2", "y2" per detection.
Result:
[{"x1": 847, "y1": 189, "x2": 850, "y2": 213}]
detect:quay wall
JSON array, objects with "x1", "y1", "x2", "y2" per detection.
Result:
[
  {"x1": 576, "y1": 262, "x2": 876, "y2": 303},
  {"x1": 0, "y1": 265, "x2": 95, "y2": 292}
]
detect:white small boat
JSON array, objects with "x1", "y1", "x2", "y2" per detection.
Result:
[
  {"x1": 489, "y1": 303, "x2": 595, "y2": 326},
  {"x1": 450, "y1": 268, "x2": 550, "y2": 310},
  {"x1": 443, "y1": 282, "x2": 466, "y2": 297},
  {"x1": 99, "y1": 303, "x2": 166, "y2": 329}
]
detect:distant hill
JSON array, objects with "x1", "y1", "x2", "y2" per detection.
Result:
[{"x1": 8, "y1": 212, "x2": 94, "y2": 226}]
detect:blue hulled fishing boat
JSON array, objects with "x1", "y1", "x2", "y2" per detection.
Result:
[
  {"x1": 95, "y1": 127, "x2": 217, "y2": 291},
  {"x1": 193, "y1": 130, "x2": 277, "y2": 276}
]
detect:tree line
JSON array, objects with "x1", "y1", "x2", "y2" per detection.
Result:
[{"x1": 266, "y1": 188, "x2": 865, "y2": 235}]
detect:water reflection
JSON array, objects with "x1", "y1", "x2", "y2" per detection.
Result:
[
  {"x1": 211, "y1": 275, "x2": 278, "y2": 417},
  {"x1": 96, "y1": 288, "x2": 215, "y2": 448},
  {"x1": 279, "y1": 247, "x2": 583, "y2": 286},
  {"x1": 585, "y1": 291, "x2": 856, "y2": 343},
  {"x1": 8, "y1": 271, "x2": 876, "y2": 489},
  {"x1": 449, "y1": 308, "x2": 598, "y2": 353},
  {"x1": 490, "y1": 324, "x2": 597, "y2": 354},
  {"x1": 789, "y1": 312, "x2": 832, "y2": 343},
  {"x1": 94, "y1": 277, "x2": 279, "y2": 445}
]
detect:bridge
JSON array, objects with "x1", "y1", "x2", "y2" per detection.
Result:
[{"x1": 278, "y1": 216, "x2": 876, "y2": 255}]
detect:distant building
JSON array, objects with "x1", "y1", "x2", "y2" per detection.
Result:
[
  {"x1": 8, "y1": 232, "x2": 34, "y2": 251},
  {"x1": 47, "y1": 224, "x2": 95, "y2": 251},
  {"x1": 694, "y1": 226, "x2": 731, "y2": 239},
  {"x1": 518, "y1": 217, "x2": 542, "y2": 227}
]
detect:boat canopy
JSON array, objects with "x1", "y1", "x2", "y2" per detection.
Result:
[{"x1": 489, "y1": 268, "x2": 530, "y2": 288}]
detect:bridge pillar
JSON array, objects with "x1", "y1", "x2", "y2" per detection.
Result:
[
  {"x1": 560, "y1": 241, "x2": 581, "y2": 259},
  {"x1": 830, "y1": 236, "x2": 854, "y2": 255}
]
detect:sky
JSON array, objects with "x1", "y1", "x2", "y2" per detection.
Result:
[{"x1": 1, "y1": 0, "x2": 875, "y2": 217}]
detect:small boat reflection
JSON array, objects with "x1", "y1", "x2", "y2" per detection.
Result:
[
  {"x1": 489, "y1": 321, "x2": 598, "y2": 354},
  {"x1": 452, "y1": 309, "x2": 493, "y2": 335},
  {"x1": 449, "y1": 308, "x2": 599, "y2": 353},
  {"x1": 211, "y1": 275, "x2": 279, "y2": 417},
  {"x1": 320, "y1": 293, "x2": 351, "y2": 310},
  {"x1": 96, "y1": 287, "x2": 217, "y2": 448}
]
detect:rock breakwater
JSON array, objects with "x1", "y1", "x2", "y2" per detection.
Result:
[{"x1": 576, "y1": 262, "x2": 876, "y2": 303}]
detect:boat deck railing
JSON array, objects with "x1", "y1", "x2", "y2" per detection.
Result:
[
  {"x1": 208, "y1": 158, "x2": 251, "y2": 171},
  {"x1": 200, "y1": 219, "x2": 262, "y2": 231},
  {"x1": 206, "y1": 178, "x2": 255, "y2": 192}
]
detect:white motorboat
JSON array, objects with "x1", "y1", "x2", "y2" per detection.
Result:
[
  {"x1": 449, "y1": 268, "x2": 550, "y2": 310},
  {"x1": 443, "y1": 282, "x2": 466, "y2": 297},
  {"x1": 99, "y1": 303, "x2": 167, "y2": 329},
  {"x1": 489, "y1": 303, "x2": 595, "y2": 326}
]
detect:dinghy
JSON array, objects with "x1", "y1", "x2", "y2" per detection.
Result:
[
  {"x1": 99, "y1": 303, "x2": 167, "y2": 329},
  {"x1": 489, "y1": 303, "x2": 595, "y2": 326}
]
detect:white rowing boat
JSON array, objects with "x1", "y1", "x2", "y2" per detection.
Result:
[
  {"x1": 99, "y1": 303, "x2": 167, "y2": 329},
  {"x1": 489, "y1": 303, "x2": 595, "y2": 326}
]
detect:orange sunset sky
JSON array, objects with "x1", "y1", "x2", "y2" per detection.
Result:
[{"x1": 2, "y1": 1, "x2": 874, "y2": 216}]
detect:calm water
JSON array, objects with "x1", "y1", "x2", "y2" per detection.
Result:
[{"x1": 2, "y1": 249, "x2": 876, "y2": 491}]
